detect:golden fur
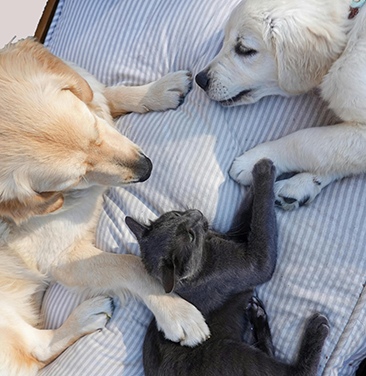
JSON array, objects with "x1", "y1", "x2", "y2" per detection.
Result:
[{"x1": 0, "y1": 38, "x2": 209, "y2": 376}]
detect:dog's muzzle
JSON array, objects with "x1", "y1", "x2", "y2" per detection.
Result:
[{"x1": 195, "y1": 70, "x2": 210, "y2": 91}]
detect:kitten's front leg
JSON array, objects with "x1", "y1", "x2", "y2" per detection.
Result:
[{"x1": 247, "y1": 158, "x2": 277, "y2": 283}]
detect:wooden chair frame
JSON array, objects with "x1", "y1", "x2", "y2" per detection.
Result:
[{"x1": 34, "y1": 0, "x2": 60, "y2": 43}]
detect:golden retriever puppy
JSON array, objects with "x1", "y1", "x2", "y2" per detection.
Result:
[
  {"x1": 0, "y1": 38, "x2": 209, "y2": 376},
  {"x1": 196, "y1": 0, "x2": 366, "y2": 210}
]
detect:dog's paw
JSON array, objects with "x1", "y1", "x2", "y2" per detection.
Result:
[
  {"x1": 274, "y1": 173, "x2": 322, "y2": 211},
  {"x1": 67, "y1": 296, "x2": 114, "y2": 336},
  {"x1": 230, "y1": 155, "x2": 256, "y2": 186},
  {"x1": 142, "y1": 71, "x2": 192, "y2": 112},
  {"x1": 148, "y1": 294, "x2": 210, "y2": 347},
  {"x1": 230, "y1": 145, "x2": 278, "y2": 185}
]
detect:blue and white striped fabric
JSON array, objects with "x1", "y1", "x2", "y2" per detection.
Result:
[{"x1": 39, "y1": 1, "x2": 366, "y2": 375}]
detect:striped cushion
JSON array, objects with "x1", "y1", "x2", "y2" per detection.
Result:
[{"x1": 39, "y1": 0, "x2": 366, "y2": 375}]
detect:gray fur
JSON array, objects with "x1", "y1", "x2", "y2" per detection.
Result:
[{"x1": 126, "y1": 159, "x2": 329, "y2": 376}]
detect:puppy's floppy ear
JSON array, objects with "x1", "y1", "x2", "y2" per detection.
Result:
[
  {"x1": 270, "y1": 15, "x2": 346, "y2": 94},
  {"x1": 21, "y1": 38, "x2": 93, "y2": 104},
  {"x1": 161, "y1": 261, "x2": 176, "y2": 294},
  {"x1": 0, "y1": 192, "x2": 64, "y2": 224},
  {"x1": 125, "y1": 216, "x2": 149, "y2": 241}
]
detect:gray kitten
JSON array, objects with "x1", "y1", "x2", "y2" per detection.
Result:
[{"x1": 126, "y1": 158, "x2": 329, "y2": 376}]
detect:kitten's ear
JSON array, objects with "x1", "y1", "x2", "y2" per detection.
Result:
[
  {"x1": 125, "y1": 216, "x2": 148, "y2": 240},
  {"x1": 161, "y1": 262, "x2": 176, "y2": 294}
]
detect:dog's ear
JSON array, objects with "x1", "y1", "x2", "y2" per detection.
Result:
[
  {"x1": 270, "y1": 15, "x2": 346, "y2": 94},
  {"x1": 125, "y1": 216, "x2": 149, "y2": 241},
  {"x1": 0, "y1": 192, "x2": 64, "y2": 224},
  {"x1": 21, "y1": 38, "x2": 93, "y2": 104},
  {"x1": 161, "y1": 262, "x2": 176, "y2": 294}
]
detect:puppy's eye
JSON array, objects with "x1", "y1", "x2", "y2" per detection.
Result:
[
  {"x1": 235, "y1": 44, "x2": 257, "y2": 57},
  {"x1": 188, "y1": 230, "x2": 195, "y2": 242}
]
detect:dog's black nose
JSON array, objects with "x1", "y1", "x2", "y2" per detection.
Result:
[
  {"x1": 195, "y1": 71, "x2": 210, "y2": 91},
  {"x1": 137, "y1": 154, "x2": 153, "y2": 182}
]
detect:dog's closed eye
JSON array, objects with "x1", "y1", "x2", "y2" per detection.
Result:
[{"x1": 234, "y1": 42, "x2": 257, "y2": 58}]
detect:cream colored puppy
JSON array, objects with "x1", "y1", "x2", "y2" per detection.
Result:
[
  {"x1": 196, "y1": 0, "x2": 365, "y2": 210},
  {"x1": 0, "y1": 38, "x2": 209, "y2": 376}
]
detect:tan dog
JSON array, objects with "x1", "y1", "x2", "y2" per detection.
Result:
[{"x1": 0, "y1": 38, "x2": 209, "y2": 376}]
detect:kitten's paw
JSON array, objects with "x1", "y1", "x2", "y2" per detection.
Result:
[
  {"x1": 148, "y1": 294, "x2": 210, "y2": 347},
  {"x1": 67, "y1": 296, "x2": 114, "y2": 336},
  {"x1": 252, "y1": 159, "x2": 276, "y2": 181},
  {"x1": 143, "y1": 71, "x2": 192, "y2": 112},
  {"x1": 275, "y1": 173, "x2": 322, "y2": 211},
  {"x1": 305, "y1": 313, "x2": 330, "y2": 340},
  {"x1": 248, "y1": 296, "x2": 268, "y2": 329},
  {"x1": 247, "y1": 296, "x2": 274, "y2": 356}
]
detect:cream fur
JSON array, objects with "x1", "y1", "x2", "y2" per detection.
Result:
[
  {"x1": 198, "y1": 0, "x2": 364, "y2": 210},
  {"x1": 0, "y1": 38, "x2": 208, "y2": 376}
]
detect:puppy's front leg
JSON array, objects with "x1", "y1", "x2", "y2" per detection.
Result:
[
  {"x1": 51, "y1": 244, "x2": 209, "y2": 347},
  {"x1": 104, "y1": 71, "x2": 192, "y2": 117},
  {"x1": 230, "y1": 122, "x2": 366, "y2": 192},
  {"x1": 274, "y1": 172, "x2": 336, "y2": 210}
]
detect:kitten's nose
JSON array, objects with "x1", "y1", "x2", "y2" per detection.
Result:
[{"x1": 195, "y1": 71, "x2": 210, "y2": 91}]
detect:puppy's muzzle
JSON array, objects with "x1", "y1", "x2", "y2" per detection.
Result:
[{"x1": 195, "y1": 70, "x2": 210, "y2": 91}]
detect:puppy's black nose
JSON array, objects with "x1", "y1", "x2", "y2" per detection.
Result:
[{"x1": 195, "y1": 71, "x2": 210, "y2": 91}]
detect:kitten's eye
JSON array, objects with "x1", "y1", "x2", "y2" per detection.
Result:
[{"x1": 188, "y1": 230, "x2": 195, "y2": 242}]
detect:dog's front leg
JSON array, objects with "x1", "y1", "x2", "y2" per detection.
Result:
[
  {"x1": 230, "y1": 123, "x2": 366, "y2": 208},
  {"x1": 274, "y1": 172, "x2": 336, "y2": 210},
  {"x1": 104, "y1": 71, "x2": 192, "y2": 117},
  {"x1": 52, "y1": 244, "x2": 210, "y2": 347}
]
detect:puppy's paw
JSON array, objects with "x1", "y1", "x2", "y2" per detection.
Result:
[
  {"x1": 230, "y1": 145, "x2": 277, "y2": 186},
  {"x1": 67, "y1": 296, "x2": 114, "y2": 336},
  {"x1": 229, "y1": 155, "x2": 256, "y2": 186},
  {"x1": 143, "y1": 71, "x2": 192, "y2": 112},
  {"x1": 148, "y1": 294, "x2": 210, "y2": 347},
  {"x1": 274, "y1": 173, "x2": 322, "y2": 211}
]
